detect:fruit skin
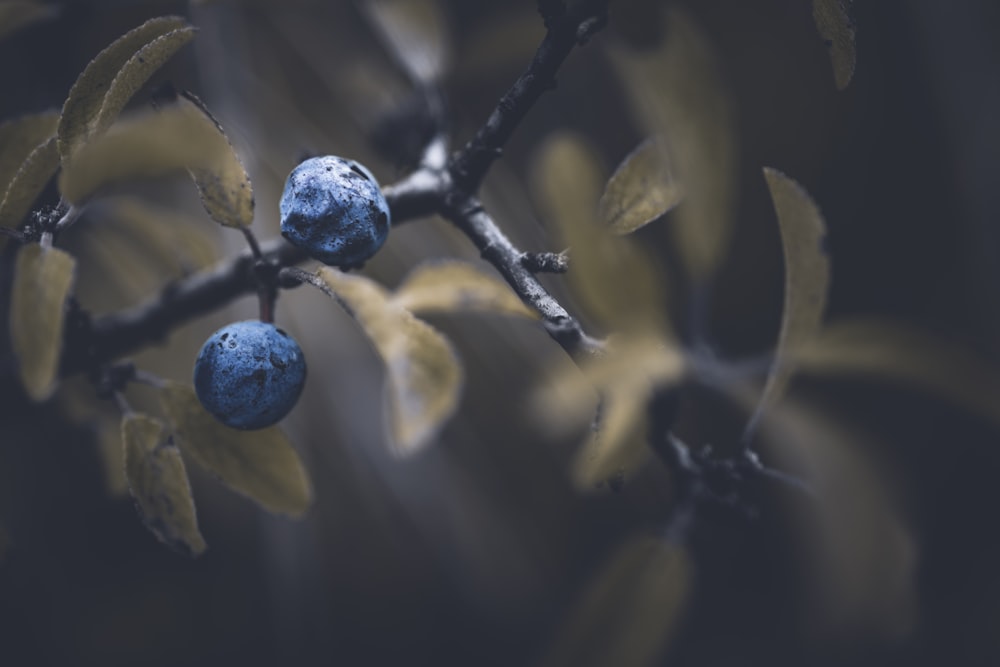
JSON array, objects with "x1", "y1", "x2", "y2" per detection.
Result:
[
  {"x1": 193, "y1": 320, "x2": 307, "y2": 430},
  {"x1": 279, "y1": 156, "x2": 391, "y2": 268}
]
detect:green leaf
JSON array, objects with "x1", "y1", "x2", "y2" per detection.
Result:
[
  {"x1": 122, "y1": 413, "x2": 206, "y2": 556},
  {"x1": 0, "y1": 1, "x2": 57, "y2": 43},
  {"x1": 541, "y1": 537, "x2": 691, "y2": 667},
  {"x1": 813, "y1": 0, "x2": 856, "y2": 90},
  {"x1": 363, "y1": 0, "x2": 450, "y2": 83},
  {"x1": 532, "y1": 133, "x2": 671, "y2": 335},
  {"x1": 161, "y1": 382, "x2": 313, "y2": 517},
  {"x1": 599, "y1": 137, "x2": 683, "y2": 235},
  {"x1": 58, "y1": 15, "x2": 190, "y2": 162},
  {"x1": 391, "y1": 260, "x2": 536, "y2": 319},
  {"x1": 312, "y1": 268, "x2": 463, "y2": 455},
  {"x1": 98, "y1": 197, "x2": 218, "y2": 273},
  {"x1": 0, "y1": 110, "x2": 58, "y2": 193},
  {"x1": 610, "y1": 7, "x2": 736, "y2": 284},
  {"x1": 0, "y1": 137, "x2": 60, "y2": 237},
  {"x1": 10, "y1": 243, "x2": 75, "y2": 401},
  {"x1": 746, "y1": 168, "x2": 830, "y2": 433},
  {"x1": 793, "y1": 320, "x2": 1000, "y2": 426}
]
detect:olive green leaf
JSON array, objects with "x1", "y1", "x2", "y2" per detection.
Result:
[
  {"x1": 610, "y1": 7, "x2": 736, "y2": 284},
  {"x1": 532, "y1": 133, "x2": 670, "y2": 335},
  {"x1": 10, "y1": 243, "x2": 75, "y2": 401},
  {"x1": 813, "y1": 0, "x2": 856, "y2": 90},
  {"x1": 58, "y1": 15, "x2": 190, "y2": 162},
  {"x1": 0, "y1": 110, "x2": 58, "y2": 192},
  {"x1": 58, "y1": 377, "x2": 128, "y2": 496},
  {"x1": 0, "y1": 137, "x2": 60, "y2": 237},
  {"x1": 312, "y1": 267, "x2": 463, "y2": 455},
  {"x1": 173, "y1": 92, "x2": 254, "y2": 228},
  {"x1": 391, "y1": 260, "x2": 536, "y2": 319},
  {"x1": 599, "y1": 137, "x2": 683, "y2": 235},
  {"x1": 0, "y1": 1, "x2": 57, "y2": 43},
  {"x1": 541, "y1": 537, "x2": 691, "y2": 667},
  {"x1": 793, "y1": 320, "x2": 1000, "y2": 426},
  {"x1": 161, "y1": 382, "x2": 313, "y2": 517},
  {"x1": 363, "y1": 0, "x2": 450, "y2": 84},
  {"x1": 99, "y1": 197, "x2": 218, "y2": 273},
  {"x1": 745, "y1": 169, "x2": 830, "y2": 434},
  {"x1": 122, "y1": 413, "x2": 206, "y2": 556}
]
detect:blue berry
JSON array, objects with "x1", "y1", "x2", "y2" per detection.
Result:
[
  {"x1": 193, "y1": 321, "x2": 307, "y2": 430},
  {"x1": 279, "y1": 156, "x2": 391, "y2": 268}
]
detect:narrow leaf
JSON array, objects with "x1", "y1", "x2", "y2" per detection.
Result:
[
  {"x1": 0, "y1": 1, "x2": 56, "y2": 43},
  {"x1": 813, "y1": 0, "x2": 856, "y2": 90},
  {"x1": 161, "y1": 382, "x2": 312, "y2": 517},
  {"x1": 746, "y1": 168, "x2": 830, "y2": 433},
  {"x1": 599, "y1": 137, "x2": 683, "y2": 235},
  {"x1": 122, "y1": 413, "x2": 206, "y2": 556},
  {"x1": 0, "y1": 110, "x2": 58, "y2": 192},
  {"x1": 58, "y1": 15, "x2": 189, "y2": 161},
  {"x1": 313, "y1": 268, "x2": 463, "y2": 455},
  {"x1": 533, "y1": 133, "x2": 671, "y2": 335},
  {"x1": 91, "y1": 26, "x2": 196, "y2": 137},
  {"x1": 541, "y1": 537, "x2": 691, "y2": 667},
  {"x1": 10, "y1": 243, "x2": 75, "y2": 401},
  {"x1": 363, "y1": 0, "x2": 450, "y2": 84},
  {"x1": 794, "y1": 320, "x2": 1000, "y2": 426},
  {"x1": 610, "y1": 7, "x2": 736, "y2": 284},
  {"x1": 391, "y1": 260, "x2": 536, "y2": 319},
  {"x1": 0, "y1": 137, "x2": 60, "y2": 236}
]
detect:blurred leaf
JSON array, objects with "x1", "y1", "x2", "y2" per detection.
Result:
[
  {"x1": 611, "y1": 7, "x2": 736, "y2": 284},
  {"x1": 122, "y1": 413, "x2": 206, "y2": 556},
  {"x1": 0, "y1": 110, "x2": 58, "y2": 192},
  {"x1": 391, "y1": 260, "x2": 536, "y2": 319},
  {"x1": 599, "y1": 137, "x2": 683, "y2": 235},
  {"x1": 58, "y1": 377, "x2": 128, "y2": 496},
  {"x1": 10, "y1": 243, "x2": 75, "y2": 401},
  {"x1": 542, "y1": 537, "x2": 691, "y2": 667},
  {"x1": 58, "y1": 15, "x2": 189, "y2": 162},
  {"x1": 794, "y1": 320, "x2": 1000, "y2": 426},
  {"x1": 0, "y1": 1, "x2": 56, "y2": 43},
  {"x1": 91, "y1": 27, "x2": 196, "y2": 137},
  {"x1": 813, "y1": 0, "x2": 856, "y2": 90},
  {"x1": 100, "y1": 197, "x2": 218, "y2": 272},
  {"x1": 161, "y1": 382, "x2": 312, "y2": 517},
  {"x1": 746, "y1": 169, "x2": 830, "y2": 433},
  {"x1": 532, "y1": 133, "x2": 670, "y2": 335},
  {"x1": 174, "y1": 92, "x2": 254, "y2": 228},
  {"x1": 0, "y1": 137, "x2": 59, "y2": 236},
  {"x1": 363, "y1": 0, "x2": 450, "y2": 84},
  {"x1": 313, "y1": 267, "x2": 463, "y2": 455}
]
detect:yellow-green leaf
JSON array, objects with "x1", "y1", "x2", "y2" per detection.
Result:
[
  {"x1": 0, "y1": 110, "x2": 58, "y2": 192},
  {"x1": 532, "y1": 133, "x2": 670, "y2": 335},
  {"x1": 122, "y1": 413, "x2": 206, "y2": 556},
  {"x1": 813, "y1": 0, "x2": 856, "y2": 90},
  {"x1": 174, "y1": 92, "x2": 254, "y2": 228},
  {"x1": 610, "y1": 7, "x2": 736, "y2": 284},
  {"x1": 0, "y1": 1, "x2": 56, "y2": 43},
  {"x1": 99, "y1": 197, "x2": 218, "y2": 273},
  {"x1": 91, "y1": 27, "x2": 196, "y2": 137},
  {"x1": 541, "y1": 537, "x2": 691, "y2": 667},
  {"x1": 746, "y1": 168, "x2": 830, "y2": 433},
  {"x1": 391, "y1": 260, "x2": 536, "y2": 319},
  {"x1": 58, "y1": 15, "x2": 189, "y2": 162},
  {"x1": 161, "y1": 382, "x2": 312, "y2": 517},
  {"x1": 793, "y1": 320, "x2": 1000, "y2": 426},
  {"x1": 10, "y1": 243, "x2": 75, "y2": 401},
  {"x1": 363, "y1": 0, "x2": 450, "y2": 84},
  {"x1": 599, "y1": 137, "x2": 683, "y2": 235},
  {"x1": 313, "y1": 268, "x2": 463, "y2": 455},
  {"x1": 0, "y1": 137, "x2": 60, "y2": 235}
]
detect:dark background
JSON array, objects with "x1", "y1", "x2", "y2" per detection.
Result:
[{"x1": 2, "y1": 0, "x2": 1000, "y2": 665}]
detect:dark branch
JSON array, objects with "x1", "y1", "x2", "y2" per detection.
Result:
[{"x1": 448, "y1": 0, "x2": 609, "y2": 192}]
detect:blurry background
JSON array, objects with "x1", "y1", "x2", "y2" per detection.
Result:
[{"x1": 2, "y1": 0, "x2": 1000, "y2": 665}]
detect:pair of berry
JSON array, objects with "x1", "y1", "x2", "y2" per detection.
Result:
[{"x1": 195, "y1": 156, "x2": 390, "y2": 429}]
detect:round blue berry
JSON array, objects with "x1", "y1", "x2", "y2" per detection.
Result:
[
  {"x1": 193, "y1": 320, "x2": 307, "y2": 430},
  {"x1": 279, "y1": 156, "x2": 391, "y2": 268}
]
